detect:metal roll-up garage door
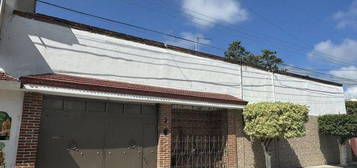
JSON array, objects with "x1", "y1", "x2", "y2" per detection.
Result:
[{"x1": 36, "y1": 96, "x2": 158, "y2": 168}]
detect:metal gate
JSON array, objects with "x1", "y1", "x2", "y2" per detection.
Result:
[
  {"x1": 36, "y1": 96, "x2": 158, "y2": 168},
  {"x1": 172, "y1": 135, "x2": 227, "y2": 168},
  {"x1": 171, "y1": 107, "x2": 228, "y2": 168}
]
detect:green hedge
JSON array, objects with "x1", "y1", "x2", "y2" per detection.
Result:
[
  {"x1": 318, "y1": 114, "x2": 357, "y2": 141},
  {"x1": 346, "y1": 101, "x2": 357, "y2": 115}
]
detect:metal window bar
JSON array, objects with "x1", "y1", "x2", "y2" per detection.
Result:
[{"x1": 172, "y1": 135, "x2": 227, "y2": 168}]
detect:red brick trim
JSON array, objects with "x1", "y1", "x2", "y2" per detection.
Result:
[
  {"x1": 16, "y1": 93, "x2": 43, "y2": 168},
  {"x1": 0, "y1": 72, "x2": 17, "y2": 81},
  {"x1": 157, "y1": 104, "x2": 172, "y2": 168},
  {"x1": 21, "y1": 74, "x2": 247, "y2": 105},
  {"x1": 227, "y1": 110, "x2": 238, "y2": 168}
]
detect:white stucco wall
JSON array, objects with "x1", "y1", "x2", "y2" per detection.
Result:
[
  {"x1": 0, "y1": 88, "x2": 23, "y2": 168},
  {"x1": 0, "y1": 15, "x2": 346, "y2": 116}
]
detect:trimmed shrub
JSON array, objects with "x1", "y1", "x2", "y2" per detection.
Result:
[
  {"x1": 318, "y1": 114, "x2": 357, "y2": 142},
  {"x1": 244, "y1": 102, "x2": 309, "y2": 139},
  {"x1": 243, "y1": 102, "x2": 309, "y2": 168},
  {"x1": 318, "y1": 114, "x2": 357, "y2": 165}
]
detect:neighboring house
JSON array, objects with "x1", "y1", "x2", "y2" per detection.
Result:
[{"x1": 0, "y1": 1, "x2": 348, "y2": 168}]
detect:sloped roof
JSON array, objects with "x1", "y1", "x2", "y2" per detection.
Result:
[
  {"x1": 20, "y1": 74, "x2": 248, "y2": 105},
  {"x1": 0, "y1": 72, "x2": 17, "y2": 81}
]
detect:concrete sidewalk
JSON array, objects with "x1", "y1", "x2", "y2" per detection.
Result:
[{"x1": 305, "y1": 162, "x2": 357, "y2": 168}]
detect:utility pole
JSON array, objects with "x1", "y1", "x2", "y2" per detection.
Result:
[
  {"x1": 194, "y1": 37, "x2": 210, "y2": 52},
  {"x1": 194, "y1": 37, "x2": 199, "y2": 51},
  {"x1": 240, "y1": 56, "x2": 244, "y2": 99}
]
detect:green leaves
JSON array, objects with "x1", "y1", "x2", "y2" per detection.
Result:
[
  {"x1": 243, "y1": 102, "x2": 309, "y2": 140},
  {"x1": 318, "y1": 114, "x2": 357, "y2": 142},
  {"x1": 346, "y1": 101, "x2": 357, "y2": 115},
  {"x1": 224, "y1": 41, "x2": 285, "y2": 72}
]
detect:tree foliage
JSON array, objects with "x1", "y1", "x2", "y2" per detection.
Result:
[
  {"x1": 224, "y1": 41, "x2": 284, "y2": 72},
  {"x1": 243, "y1": 102, "x2": 309, "y2": 140},
  {"x1": 318, "y1": 114, "x2": 357, "y2": 143},
  {"x1": 346, "y1": 101, "x2": 357, "y2": 115}
]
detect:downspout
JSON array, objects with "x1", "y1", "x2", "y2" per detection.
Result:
[
  {"x1": 240, "y1": 58, "x2": 244, "y2": 99},
  {"x1": 240, "y1": 58, "x2": 245, "y2": 168},
  {"x1": 271, "y1": 72, "x2": 276, "y2": 102},
  {"x1": 271, "y1": 71, "x2": 280, "y2": 168}
]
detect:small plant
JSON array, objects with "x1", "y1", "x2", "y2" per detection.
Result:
[
  {"x1": 318, "y1": 114, "x2": 357, "y2": 165},
  {"x1": 243, "y1": 102, "x2": 309, "y2": 168}
]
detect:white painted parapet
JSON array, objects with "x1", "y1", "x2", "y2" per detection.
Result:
[{"x1": 0, "y1": 14, "x2": 347, "y2": 117}]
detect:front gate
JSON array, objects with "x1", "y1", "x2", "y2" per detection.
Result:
[
  {"x1": 171, "y1": 107, "x2": 228, "y2": 168},
  {"x1": 36, "y1": 96, "x2": 157, "y2": 168},
  {"x1": 172, "y1": 135, "x2": 227, "y2": 168}
]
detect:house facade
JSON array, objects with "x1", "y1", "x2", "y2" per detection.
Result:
[{"x1": 0, "y1": 1, "x2": 349, "y2": 168}]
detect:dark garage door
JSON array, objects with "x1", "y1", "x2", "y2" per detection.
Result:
[{"x1": 36, "y1": 96, "x2": 158, "y2": 168}]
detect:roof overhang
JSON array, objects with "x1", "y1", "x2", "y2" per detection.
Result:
[
  {"x1": 20, "y1": 74, "x2": 247, "y2": 109},
  {"x1": 23, "y1": 84, "x2": 245, "y2": 109}
]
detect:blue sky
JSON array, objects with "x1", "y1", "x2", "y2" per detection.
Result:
[{"x1": 36, "y1": 0, "x2": 357, "y2": 98}]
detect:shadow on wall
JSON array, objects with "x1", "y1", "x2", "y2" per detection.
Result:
[
  {"x1": 249, "y1": 138, "x2": 302, "y2": 168},
  {"x1": 319, "y1": 134, "x2": 345, "y2": 165},
  {"x1": 0, "y1": 13, "x2": 79, "y2": 77},
  {"x1": 276, "y1": 138, "x2": 302, "y2": 168}
]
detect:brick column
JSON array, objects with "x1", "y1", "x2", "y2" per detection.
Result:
[
  {"x1": 157, "y1": 104, "x2": 172, "y2": 168},
  {"x1": 227, "y1": 110, "x2": 238, "y2": 168},
  {"x1": 16, "y1": 93, "x2": 43, "y2": 168}
]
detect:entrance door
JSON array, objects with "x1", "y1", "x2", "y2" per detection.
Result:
[
  {"x1": 68, "y1": 100, "x2": 106, "y2": 168},
  {"x1": 104, "y1": 104, "x2": 157, "y2": 168},
  {"x1": 37, "y1": 96, "x2": 157, "y2": 168}
]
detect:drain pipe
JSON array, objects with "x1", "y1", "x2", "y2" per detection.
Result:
[
  {"x1": 271, "y1": 72, "x2": 276, "y2": 102},
  {"x1": 240, "y1": 58, "x2": 244, "y2": 99}
]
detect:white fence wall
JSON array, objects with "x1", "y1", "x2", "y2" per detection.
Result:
[{"x1": 0, "y1": 15, "x2": 346, "y2": 116}]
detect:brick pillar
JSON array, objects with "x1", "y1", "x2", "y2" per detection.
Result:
[
  {"x1": 16, "y1": 93, "x2": 43, "y2": 168},
  {"x1": 236, "y1": 110, "x2": 246, "y2": 168},
  {"x1": 157, "y1": 104, "x2": 172, "y2": 168},
  {"x1": 227, "y1": 110, "x2": 238, "y2": 168}
]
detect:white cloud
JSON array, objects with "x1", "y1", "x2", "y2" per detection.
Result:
[
  {"x1": 329, "y1": 66, "x2": 357, "y2": 99},
  {"x1": 330, "y1": 66, "x2": 357, "y2": 79},
  {"x1": 308, "y1": 39, "x2": 357, "y2": 62},
  {"x1": 333, "y1": 0, "x2": 357, "y2": 29},
  {"x1": 344, "y1": 86, "x2": 357, "y2": 99},
  {"x1": 181, "y1": 0, "x2": 248, "y2": 28},
  {"x1": 164, "y1": 32, "x2": 210, "y2": 50}
]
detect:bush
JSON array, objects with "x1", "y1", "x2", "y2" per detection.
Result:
[
  {"x1": 318, "y1": 114, "x2": 357, "y2": 165},
  {"x1": 318, "y1": 114, "x2": 357, "y2": 142},
  {"x1": 346, "y1": 101, "x2": 357, "y2": 115},
  {"x1": 243, "y1": 102, "x2": 309, "y2": 139},
  {"x1": 243, "y1": 102, "x2": 309, "y2": 168}
]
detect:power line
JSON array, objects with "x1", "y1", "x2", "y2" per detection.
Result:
[
  {"x1": 36, "y1": 0, "x2": 357, "y2": 86},
  {"x1": 36, "y1": 0, "x2": 224, "y2": 52},
  {"x1": 149, "y1": 0, "x2": 355, "y2": 67}
]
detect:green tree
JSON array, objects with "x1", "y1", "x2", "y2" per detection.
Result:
[
  {"x1": 224, "y1": 41, "x2": 252, "y2": 61},
  {"x1": 224, "y1": 41, "x2": 284, "y2": 72},
  {"x1": 346, "y1": 101, "x2": 357, "y2": 115},
  {"x1": 258, "y1": 49, "x2": 283, "y2": 72},
  {"x1": 243, "y1": 102, "x2": 309, "y2": 168},
  {"x1": 318, "y1": 114, "x2": 357, "y2": 165}
]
